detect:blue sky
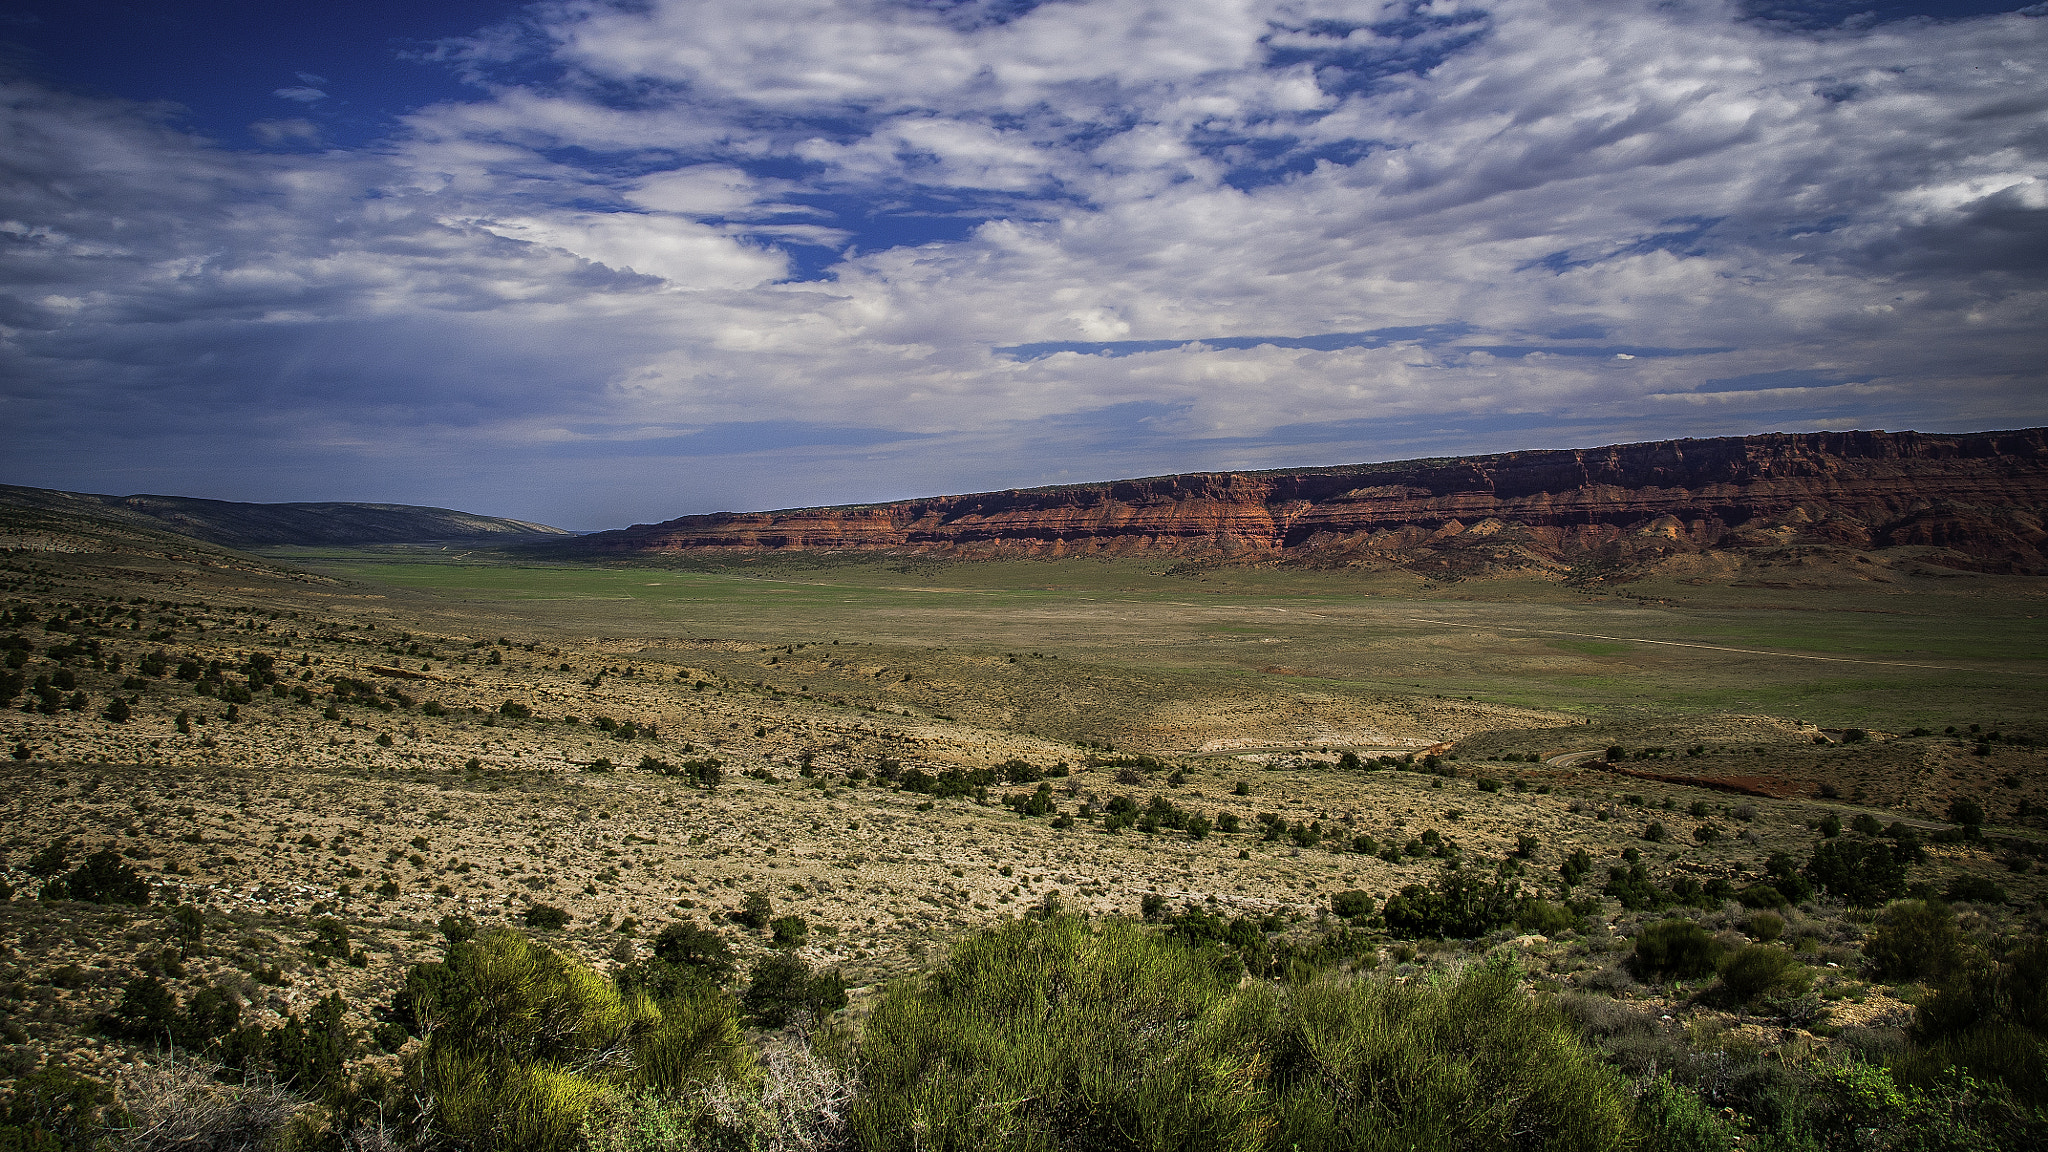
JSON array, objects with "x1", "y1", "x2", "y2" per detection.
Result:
[{"x1": 2, "y1": 0, "x2": 2044, "y2": 529}]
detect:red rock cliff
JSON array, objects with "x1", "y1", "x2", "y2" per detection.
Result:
[{"x1": 564, "y1": 429, "x2": 2048, "y2": 574}]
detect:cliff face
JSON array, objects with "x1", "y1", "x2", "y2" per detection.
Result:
[{"x1": 568, "y1": 429, "x2": 2048, "y2": 576}]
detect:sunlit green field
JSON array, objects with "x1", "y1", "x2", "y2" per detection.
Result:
[{"x1": 264, "y1": 546, "x2": 2048, "y2": 731}]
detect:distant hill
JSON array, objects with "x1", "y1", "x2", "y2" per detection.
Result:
[
  {"x1": 0, "y1": 485, "x2": 569, "y2": 552},
  {"x1": 554, "y1": 428, "x2": 2048, "y2": 580}
]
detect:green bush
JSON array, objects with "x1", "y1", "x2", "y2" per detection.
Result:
[
  {"x1": 1631, "y1": 919, "x2": 1724, "y2": 980},
  {"x1": 1745, "y1": 910, "x2": 1784, "y2": 943},
  {"x1": 1254, "y1": 959, "x2": 1634, "y2": 1150},
  {"x1": 851, "y1": 915, "x2": 1635, "y2": 1151},
  {"x1": 1716, "y1": 945, "x2": 1812, "y2": 1006},
  {"x1": 39, "y1": 850, "x2": 149, "y2": 904},
  {"x1": 769, "y1": 915, "x2": 809, "y2": 949},
  {"x1": 1514, "y1": 898, "x2": 1578, "y2": 936},
  {"x1": 1381, "y1": 862, "x2": 1522, "y2": 938},
  {"x1": 1943, "y1": 874, "x2": 2007, "y2": 904},
  {"x1": 1632, "y1": 1073, "x2": 1742, "y2": 1151},
  {"x1": 0, "y1": 1064, "x2": 123, "y2": 1151},
  {"x1": 409, "y1": 928, "x2": 754, "y2": 1152},
  {"x1": 852, "y1": 914, "x2": 1259, "y2": 1150},
  {"x1": 740, "y1": 953, "x2": 845, "y2": 1030},
  {"x1": 524, "y1": 904, "x2": 570, "y2": 931},
  {"x1": 1736, "y1": 883, "x2": 1788, "y2": 910},
  {"x1": 642, "y1": 920, "x2": 734, "y2": 986},
  {"x1": 1865, "y1": 900, "x2": 1967, "y2": 983},
  {"x1": 734, "y1": 890, "x2": 773, "y2": 930},
  {"x1": 1805, "y1": 838, "x2": 1907, "y2": 907},
  {"x1": 1329, "y1": 891, "x2": 1375, "y2": 921}
]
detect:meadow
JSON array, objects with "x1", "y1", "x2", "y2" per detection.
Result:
[{"x1": 273, "y1": 546, "x2": 2048, "y2": 732}]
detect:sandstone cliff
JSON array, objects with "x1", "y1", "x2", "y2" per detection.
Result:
[{"x1": 563, "y1": 429, "x2": 2048, "y2": 577}]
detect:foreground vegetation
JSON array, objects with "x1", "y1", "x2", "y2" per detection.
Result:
[{"x1": 3, "y1": 894, "x2": 2044, "y2": 1151}]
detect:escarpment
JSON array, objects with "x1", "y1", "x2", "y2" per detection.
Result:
[{"x1": 563, "y1": 428, "x2": 2048, "y2": 577}]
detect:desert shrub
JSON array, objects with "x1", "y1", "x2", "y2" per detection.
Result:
[
  {"x1": 168, "y1": 903, "x2": 205, "y2": 946},
  {"x1": 769, "y1": 915, "x2": 809, "y2": 949},
  {"x1": 1557, "y1": 993, "x2": 1658, "y2": 1041},
  {"x1": 409, "y1": 928, "x2": 754, "y2": 1152},
  {"x1": 1140, "y1": 892, "x2": 1167, "y2": 921},
  {"x1": 307, "y1": 916, "x2": 350, "y2": 960},
  {"x1": 853, "y1": 917, "x2": 1634, "y2": 1151},
  {"x1": 1560, "y1": 848, "x2": 1593, "y2": 888},
  {"x1": 1804, "y1": 1060, "x2": 2048, "y2": 1147},
  {"x1": 270, "y1": 992, "x2": 354, "y2": 1093},
  {"x1": 734, "y1": 890, "x2": 773, "y2": 930},
  {"x1": 1736, "y1": 883, "x2": 1788, "y2": 910},
  {"x1": 1632, "y1": 1073, "x2": 1742, "y2": 1151},
  {"x1": 0, "y1": 1064, "x2": 123, "y2": 1151},
  {"x1": 110, "y1": 1056, "x2": 303, "y2": 1152},
  {"x1": 1381, "y1": 862, "x2": 1522, "y2": 938},
  {"x1": 1253, "y1": 958, "x2": 1635, "y2": 1150},
  {"x1": 40, "y1": 849, "x2": 149, "y2": 905},
  {"x1": 635, "y1": 920, "x2": 735, "y2": 988},
  {"x1": 1602, "y1": 863, "x2": 1673, "y2": 912},
  {"x1": 1943, "y1": 874, "x2": 2007, "y2": 904},
  {"x1": 1330, "y1": 891, "x2": 1375, "y2": 921},
  {"x1": 1642, "y1": 822, "x2": 1667, "y2": 843},
  {"x1": 1514, "y1": 898, "x2": 1578, "y2": 936},
  {"x1": 1864, "y1": 900, "x2": 1967, "y2": 983},
  {"x1": 852, "y1": 914, "x2": 1261, "y2": 1150},
  {"x1": 1631, "y1": 919, "x2": 1724, "y2": 980},
  {"x1": 1894, "y1": 937, "x2": 2048, "y2": 1106},
  {"x1": 587, "y1": 1034, "x2": 854, "y2": 1152},
  {"x1": 1716, "y1": 946, "x2": 1813, "y2": 1006},
  {"x1": 741, "y1": 953, "x2": 845, "y2": 1030},
  {"x1": 1805, "y1": 838, "x2": 1907, "y2": 907},
  {"x1": 524, "y1": 904, "x2": 570, "y2": 931},
  {"x1": 1745, "y1": 910, "x2": 1784, "y2": 943},
  {"x1": 1947, "y1": 796, "x2": 1985, "y2": 835}
]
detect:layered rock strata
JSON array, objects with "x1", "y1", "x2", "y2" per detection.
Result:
[{"x1": 570, "y1": 429, "x2": 2048, "y2": 574}]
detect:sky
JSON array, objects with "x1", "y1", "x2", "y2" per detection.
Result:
[{"x1": 1, "y1": 1, "x2": 2044, "y2": 530}]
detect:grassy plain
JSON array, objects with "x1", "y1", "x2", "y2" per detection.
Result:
[{"x1": 275, "y1": 546, "x2": 2048, "y2": 733}]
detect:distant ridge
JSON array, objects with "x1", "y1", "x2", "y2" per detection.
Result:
[
  {"x1": 556, "y1": 428, "x2": 2048, "y2": 579},
  {"x1": 0, "y1": 485, "x2": 570, "y2": 550}
]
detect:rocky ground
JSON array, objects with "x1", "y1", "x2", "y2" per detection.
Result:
[{"x1": 0, "y1": 542, "x2": 2041, "y2": 1105}]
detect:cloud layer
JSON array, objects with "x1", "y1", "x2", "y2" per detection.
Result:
[{"x1": 3, "y1": 0, "x2": 2044, "y2": 526}]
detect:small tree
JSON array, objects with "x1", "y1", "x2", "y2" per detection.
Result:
[
  {"x1": 734, "y1": 890, "x2": 772, "y2": 930},
  {"x1": 44, "y1": 850, "x2": 149, "y2": 905},
  {"x1": 770, "y1": 915, "x2": 809, "y2": 949},
  {"x1": 741, "y1": 953, "x2": 845, "y2": 1029},
  {"x1": 1805, "y1": 839, "x2": 1907, "y2": 907}
]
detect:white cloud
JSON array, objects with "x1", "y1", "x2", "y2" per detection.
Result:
[
  {"x1": 2, "y1": 1, "x2": 2044, "y2": 524},
  {"x1": 249, "y1": 118, "x2": 322, "y2": 145},
  {"x1": 273, "y1": 86, "x2": 327, "y2": 103}
]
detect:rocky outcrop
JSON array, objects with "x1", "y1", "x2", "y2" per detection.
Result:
[{"x1": 566, "y1": 428, "x2": 2048, "y2": 575}]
